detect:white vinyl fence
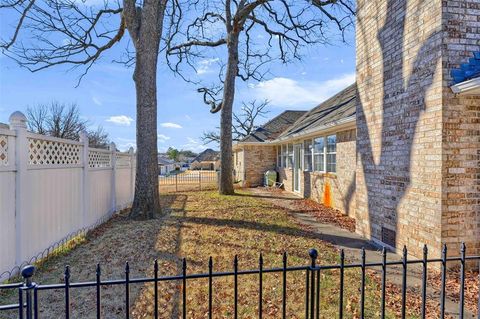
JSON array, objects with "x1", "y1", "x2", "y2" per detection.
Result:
[{"x1": 0, "y1": 112, "x2": 135, "y2": 281}]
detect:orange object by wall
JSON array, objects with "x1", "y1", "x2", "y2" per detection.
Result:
[{"x1": 323, "y1": 181, "x2": 332, "y2": 207}]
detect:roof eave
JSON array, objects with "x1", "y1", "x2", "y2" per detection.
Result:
[
  {"x1": 451, "y1": 77, "x2": 480, "y2": 95},
  {"x1": 233, "y1": 116, "x2": 356, "y2": 149},
  {"x1": 275, "y1": 115, "x2": 356, "y2": 142}
]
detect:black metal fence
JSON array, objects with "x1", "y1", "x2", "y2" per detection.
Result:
[
  {"x1": 1, "y1": 245, "x2": 479, "y2": 319},
  {"x1": 158, "y1": 170, "x2": 218, "y2": 192}
]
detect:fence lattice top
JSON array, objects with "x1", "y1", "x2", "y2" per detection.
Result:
[
  {"x1": 88, "y1": 150, "x2": 111, "y2": 168},
  {"x1": 0, "y1": 135, "x2": 8, "y2": 166},
  {"x1": 28, "y1": 138, "x2": 81, "y2": 166}
]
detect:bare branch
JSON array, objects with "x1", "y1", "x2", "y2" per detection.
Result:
[
  {"x1": 201, "y1": 99, "x2": 269, "y2": 144},
  {"x1": 1, "y1": 0, "x2": 125, "y2": 80}
]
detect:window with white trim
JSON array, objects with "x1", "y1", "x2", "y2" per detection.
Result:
[
  {"x1": 303, "y1": 139, "x2": 312, "y2": 171},
  {"x1": 276, "y1": 146, "x2": 281, "y2": 167},
  {"x1": 313, "y1": 137, "x2": 325, "y2": 171},
  {"x1": 287, "y1": 144, "x2": 294, "y2": 168},
  {"x1": 326, "y1": 135, "x2": 336, "y2": 172},
  {"x1": 281, "y1": 144, "x2": 287, "y2": 168}
]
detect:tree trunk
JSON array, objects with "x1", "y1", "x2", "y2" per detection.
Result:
[
  {"x1": 218, "y1": 32, "x2": 239, "y2": 195},
  {"x1": 129, "y1": 40, "x2": 161, "y2": 219}
]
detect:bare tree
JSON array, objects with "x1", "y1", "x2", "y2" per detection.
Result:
[
  {"x1": 202, "y1": 99, "x2": 268, "y2": 144},
  {"x1": 27, "y1": 102, "x2": 88, "y2": 139},
  {"x1": 167, "y1": 0, "x2": 355, "y2": 194},
  {"x1": 88, "y1": 126, "x2": 110, "y2": 149},
  {"x1": 26, "y1": 102, "x2": 111, "y2": 148},
  {"x1": 1, "y1": 0, "x2": 178, "y2": 219}
]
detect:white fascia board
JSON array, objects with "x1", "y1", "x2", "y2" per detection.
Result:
[
  {"x1": 275, "y1": 116, "x2": 356, "y2": 143},
  {"x1": 233, "y1": 116, "x2": 356, "y2": 148},
  {"x1": 451, "y1": 77, "x2": 480, "y2": 95}
]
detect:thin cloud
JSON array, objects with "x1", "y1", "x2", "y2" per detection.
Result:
[
  {"x1": 92, "y1": 96, "x2": 102, "y2": 106},
  {"x1": 160, "y1": 122, "x2": 182, "y2": 129},
  {"x1": 197, "y1": 58, "x2": 220, "y2": 75},
  {"x1": 182, "y1": 137, "x2": 206, "y2": 152},
  {"x1": 157, "y1": 134, "x2": 171, "y2": 143},
  {"x1": 106, "y1": 115, "x2": 134, "y2": 126},
  {"x1": 116, "y1": 138, "x2": 136, "y2": 151},
  {"x1": 247, "y1": 73, "x2": 355, "y2": 109}
]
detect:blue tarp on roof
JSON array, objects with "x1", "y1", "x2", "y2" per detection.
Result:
[{"x1": 451, "y1": 52, "x2": 480, "y2": 84}]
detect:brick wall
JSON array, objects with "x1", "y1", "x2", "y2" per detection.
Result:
[
  {"x1": 242, "y1": 145, "x2": 277, "y2": 187},
  {"x1": 356, "y1": 0, "x2": 480, "y2": 258},
  {"x1": 356, "y1": 0, "x2": 444, "y2": 258},
  {"x1": 441, "y1": 1, "x2": 480, "y2": 256},
  {"x1": 278, "y1": 167, "x2": 293, "y2": 192},
  {"x1": 233, "y1": 148, "x2": 245, "y2": 184},
  {"x1": 307, "y1": 129, "x2": 357, "y2": 217},
  {"x1": 275, "y1": 129, "x2": 357, "y2": 216}
]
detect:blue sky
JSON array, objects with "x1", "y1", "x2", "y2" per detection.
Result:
[{"x1": 0, "y1": 9, "x2": 356, "y2": 153}]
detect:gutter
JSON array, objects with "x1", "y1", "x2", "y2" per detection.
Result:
[
  {"x1": 451, "y1": 77, "x2": 480, "y2": 95},
  {"x1": 233, "y1": 115, "x2": 356, "y2": 149}
]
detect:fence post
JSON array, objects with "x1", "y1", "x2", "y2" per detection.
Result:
[
  {"x1": 110, "y1": 143, "x2": 117, "y2": 214},
  {"x1": 128, "y1": 147, "x2": 135, "y2": 203},
  {"x1": 199, "y1": 171, "x2": 201, "y2": 191},
  {"x1": 79, "y1": 131, "x2": 89, "y2": 228},
  {"x1": 308, "y1": 249, "x2": 318, "y2": 319},
  {"x1": 10, "y1": 111, "x2": 28, "y2": 268},
  {"x1": 21, "y1": 265, "x2": 36, "y2": 319}
]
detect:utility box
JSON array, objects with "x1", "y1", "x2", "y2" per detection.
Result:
[{"x1": 264, "y1": 170, "x2": 277, "y2": 187}]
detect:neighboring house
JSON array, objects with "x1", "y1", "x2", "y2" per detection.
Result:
[
  {"x1": 233, "y1": 110, "x2": 307, "y2": 185},
  {"x1": 190, "y1": 149, "x2": 220, "y2": 170},
  {"x1": 233, "y1": 85, "x2": 355, "y2": 212},
  {"x1": 234, "y1": 0, "x2": 480, "y2": 260},
  {"x1": 158, "y1": 156, "x2": 176, "y2": 175}
]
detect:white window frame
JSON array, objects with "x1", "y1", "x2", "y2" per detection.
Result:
[
  {"x1": 303, "y1": 139, "x2": 313, "y2": 172},
  {"x1": 326, "y1": 134, "x2": 337, "y2": 173},
  {"x1": 276, "y1": 145, "x2": 281, "y2": 167},
  {"x1": 313, "y1": 137, "x2": 325, "y2": 172},
  {"x1": 309, "y1": 134, "x2": 337, "y2": 173},
  {"x1": 287, "y1": 143, "x2": 294, "y2": 169}
]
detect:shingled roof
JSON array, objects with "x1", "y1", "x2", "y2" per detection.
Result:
[
  {"x1": 278, "y1": 84, "x2": 356, "y2": 139},
  {"x1": 193, "y1": 149, "x2": 220, "y2": 162},
  {"x1": 241, "y1": 110, "x2": 307, "y2": 142}
]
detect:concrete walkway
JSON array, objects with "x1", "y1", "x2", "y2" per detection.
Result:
[{"x1": 248, "y1": 187, "x2": 474, "y2": 318}]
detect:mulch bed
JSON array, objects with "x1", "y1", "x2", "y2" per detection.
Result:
[{"x1": 430, "y1": 268, "x2": 479, "y2": 315}]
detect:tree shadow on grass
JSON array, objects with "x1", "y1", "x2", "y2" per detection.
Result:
[
  {"x1": 176, "y1": 215, "x2": 376, "y2": 252},
  {"x1": 233, "y1": 191, "x2": 300, "y2": 201},
  {"x1": 130, "y1": 193, "x2": 188, "y2": 318}
]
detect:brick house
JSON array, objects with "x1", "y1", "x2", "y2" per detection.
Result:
[
  {"x1": 233, "y1": 110, "x2": 306, "y2": 185},
  {"x1": 234, "y1": 0, "x2": 480, "y2": 259},
  {"x1": 190, "y1": 149, "x2": 220, "y2": 170}
]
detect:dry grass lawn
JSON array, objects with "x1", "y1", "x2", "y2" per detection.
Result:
[{"x1": 0, "y1": 190, "x2": 408, "y2": 318}]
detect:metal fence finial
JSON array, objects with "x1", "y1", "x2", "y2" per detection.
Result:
[{"x1": 308, "y1": 249, "x2": 318, "y2": 268}]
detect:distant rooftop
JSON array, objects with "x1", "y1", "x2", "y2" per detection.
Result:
[
  {"x1": 158, "y1": 157, "x2": 175, "y2": 165},
  {"x1": 241, "y1": 110, "x2": 307, "y2": 143},
  {"x1": 193, "y1": 149, "x2": 220, "y2": 162}
]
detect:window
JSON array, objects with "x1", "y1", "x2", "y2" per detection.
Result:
[
  {"x1": 313, "y1": 137, "x2": 325, "y2": 171},
  {"x1": 326, "y1": 135, "x2": 336, "y2": 172},
  {"x1": 281, "y1": 144, "x2": 287, "y2": 168},
  {"x1": 303, "y1": 140, "x2": 312, "y2": 171},
  {"x1": 277, "y1": 146, "x2": 281, "y2": 167},
  {"x1": 287, "y1": 144, "x2": 294, "y2": 168}
]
